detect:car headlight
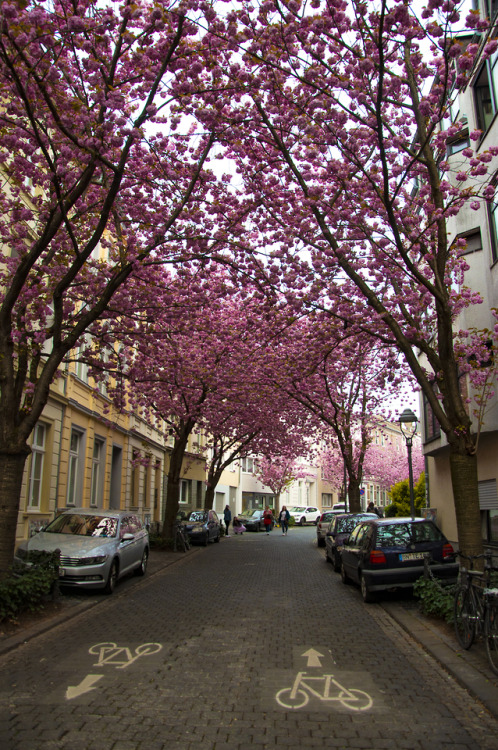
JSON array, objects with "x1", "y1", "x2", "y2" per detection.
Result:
[{"x1": 80, "y1": 555, "x2": 108, "y2": 565}]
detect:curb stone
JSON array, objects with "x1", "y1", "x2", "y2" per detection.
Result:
[
  {"x1": 0, "y1": 545, "x2": 200, "y2": 657},
  {"x1": 382, "y1": 600, "x2": 498, "y2": 722}
]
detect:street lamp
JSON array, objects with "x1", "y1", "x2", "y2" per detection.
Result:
[{"x1": 398, "y1": 408, "x2": 419, "y2": 520}]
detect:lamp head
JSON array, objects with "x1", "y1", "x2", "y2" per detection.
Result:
[{"x1": 399, "y1": 408, "x2": 418, "y2": 441}]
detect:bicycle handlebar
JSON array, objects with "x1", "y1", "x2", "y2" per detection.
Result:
[{"x1": 456, "y1": 550, "x2": 498, "y2": 571}]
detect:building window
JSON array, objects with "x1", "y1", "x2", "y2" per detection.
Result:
[
  {"x1": 483, "y1": 0, "x2": 498, "y2": 21},
  {"x1": 474, "y1": 62, "x2": 497, "y2": 134},
  {"x1": 28, "y1": 423, "x2": 46, "y2": 508},
  {"x1": 67, "y1": 428, "x2": 84, "y2": 506},
  {"x1": 322, "y1": 493, "x2": 333, "y2": 508},
  {"x1": 240, "y1": 457, "x2": 254, "y2": 473},
  {"x1": 423, "y1": 390, "x2": 441, "y2": 443},
  {"x1": 90, "y1": 438, "x2": 105, "y2": 507},
  {"x1": 180, "y1": 479, "x2": 190, "y2": 504},
  {"x1": 455, "y1": 228, "x2": 482, "y2": 255},
  {"x1": 447, "y1": 132, "x2": 469, "y2": 156},
  {"x1": 489, "y1": 180, "x2": 498, "y2": 263}
]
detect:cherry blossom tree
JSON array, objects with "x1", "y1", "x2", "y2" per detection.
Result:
[
  {"x1": 253, "y1": 455, "x2": 309, "y2": 514},
  {"x1": 363, "y1": 438, "x2": 425, "y2": 494},
  {"x1": 100, "y1": 266, "x2": 314, "y2": 535},
  {"x1": 0, "y1": 0, "x2": 237, "y2": 573},
  {"x1": 207, "y1": 0, "x2": 498, "y2": 556},
  {"x1": 257, "y1": 312, "x2": 406, "y2": 511}
]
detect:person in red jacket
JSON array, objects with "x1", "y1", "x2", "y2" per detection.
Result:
[{"x1": 263, "y1": 506, "x2": 274, "y2": 535}]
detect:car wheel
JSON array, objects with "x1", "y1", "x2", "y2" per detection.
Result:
[
  {"x1": 340, "y1": 562, "x2": 351, "y2": 585},
  {"x1": 317, "y1": 536, "x2": 325, "y2": 547},
  {"x1": 203, "y1": 533, "x2": 209, "y2": 546},
  {"x1": 299, "y1": 517, "x2": 305, "y2": 526},
  {"x1": 134, "y1": 548, "x2": 149, "y2": 576},
  {"x1": 325, "y1": 547, "x2": 332, "y2": 563},
  {"x1": 214, "y1": 531, "x2": 220, "y2": 543},
  {"x1": 360, "y1": 574, "x2": 376, "y2": 603},
  {"x1": 104, "y1": 560, "x2": 119, "y2": 594}
]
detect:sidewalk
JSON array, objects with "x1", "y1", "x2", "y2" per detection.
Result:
[
  {"x1": 1, "y1": 546, "x2": 498, "y2": 723},
  {"x1": 382, "y1": 600, "x2": 498, "y2": 721},
  {"x1": 0, "y1": 546, "x2": 199, "y2": 657}
]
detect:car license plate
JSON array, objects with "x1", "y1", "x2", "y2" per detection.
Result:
[{"x1": 399, "y1": 553, "x2": 425, "y2": 561}]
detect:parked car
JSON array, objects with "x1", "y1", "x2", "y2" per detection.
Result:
[
  {"x1": 316, "y1": 511, "x2": 337, "y2": 547},
  {"x1": 237, "y1": 509, "x2": 266, "y2": 532},
  {"x1": 288, "y1": 506, "x2": 321, "y2": 526},
  {"x1": 14, "y1": 508, "x2": 149, "y2": 594},
  {"x1": 331, "y1": 503, "x2": 347, "y2": 514},
  {"x1": 325, "y1": 513, "x2": 378, "y2": 569},
  {"x1": 339, "y1": 517, "x2": 458, "y2": 603},
  {"x1": 181, "y1": 510, "x2": 221, "y2": 545}
]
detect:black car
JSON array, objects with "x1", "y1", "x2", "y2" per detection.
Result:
[
  {"x1": 340, "y1": 517, "x2": 458, "y2": 603},
  {"x1": 181, "y1": 510, "x2": 221, "y2": 546},
  {"x1": 316, "y1": 511, "x2": 337, "y2": 547},
  {"x1": 237, "y1": 509, "x2": 266, "y2": 532},
  {"x1": 325, "y1": 513, "x2": 377, "y2": 570}
]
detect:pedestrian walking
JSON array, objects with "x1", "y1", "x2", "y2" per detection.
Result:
[
  {"x1": 224, "y1": 505, "x2": 232, "y2": 537},
  {"x1": 278, "y1": 506, "x2": 290, "y2": 535},
  {"x1": 263, "y1": 506, "x2": 274, "y2": 535}
]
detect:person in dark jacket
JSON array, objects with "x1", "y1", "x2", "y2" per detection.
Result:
[{"x1": 223, "y1": 505, "x2": 232, "y2": 537}]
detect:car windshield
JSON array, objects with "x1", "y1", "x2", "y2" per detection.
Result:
[
  {"x1": 288, "y1": 507, "x2": 305, "y2": 512},
  {"x1": 376, "y1": 522, "x2": 444, "y2": 547},
  {"x1": 240, "y1": 510, "x2": 259, "y2": 517},
  {"x1": 44, "y1": 514, "x2": 118, "y2": 538},
  {"x1": 186, "y1": 511, "x2": 207, "y2": 522}
]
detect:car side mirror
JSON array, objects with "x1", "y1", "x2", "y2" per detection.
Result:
[{"x1": 121, "y1": 533, "x2": 134, "y2": 542}]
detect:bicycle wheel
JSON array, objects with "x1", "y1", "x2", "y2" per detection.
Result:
[
  {"x1": 337, "y1": 688, "x2": 373, "y2": 712},
  {"x1": 485, "y1": 603, "x2": 498, "y2": 677},
  {"x1": 275, "y1": 687, "x2": 309, "y2": 709},
  {"x1": 454, "y1": 586, "x2": 476, "y2": 649}
]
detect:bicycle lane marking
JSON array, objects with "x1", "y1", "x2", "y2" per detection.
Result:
[
  {"x1": 64, "y1": 641, "x2": 163, "y2": 701},
  {"x1": 260, "y1": 646, "x2": 386, "y2": 714}
]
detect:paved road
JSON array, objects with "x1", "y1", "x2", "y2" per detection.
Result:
[{"x1": 1, "y1": 526, "x2": 498, "y2": 749}]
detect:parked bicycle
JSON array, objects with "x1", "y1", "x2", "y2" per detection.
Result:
[
  {"x1": 173, "y1": 521, "x2": 190, "y2": 552},
  {"x1": 453, "y1": 550, "x2": 498, "y2": 676}
]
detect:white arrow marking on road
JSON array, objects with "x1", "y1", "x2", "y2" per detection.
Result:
[
  {"x1": 302, "y1": 649, "x2": 324, "y2": 668},
  {"x1": 66, "y1": 674, "x2": 104, "y2": 700}
]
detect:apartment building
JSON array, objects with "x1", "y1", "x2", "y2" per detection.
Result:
[{"x1": 421, "y1": 0, "x2": 498, "y2": 546}]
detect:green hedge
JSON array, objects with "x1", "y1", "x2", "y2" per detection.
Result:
[{"x1": 0, "y1": 550, "x2": 60, "y2": 624}]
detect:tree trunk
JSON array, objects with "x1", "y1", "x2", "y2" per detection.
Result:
[
  {"x1": 348, "y1": 477, "x2": 361, "y2": 513},
  {"x1": 204, "y1": 484, "x2": 215, "y2": 510},
  {"x1": 161, "y1": 435, "x2": 190, "y2": 539},
  {"x1": 449, "y1": 448, "x2": 482, "y2": 560},
  {"x1": 0, "y1": 450, "x2": 30, "y2": 578}
]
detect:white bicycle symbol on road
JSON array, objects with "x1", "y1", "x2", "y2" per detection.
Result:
[
  {"x1": 89, "y1": 641, "x2": 162, "y2": 669},
  {"x1": 276, "y1": 671, "x2": 372, "y2": 711}
]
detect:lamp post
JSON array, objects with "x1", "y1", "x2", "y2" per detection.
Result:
[{"x1": 399, "y1": 408, "x2": 419, "y2": 520}]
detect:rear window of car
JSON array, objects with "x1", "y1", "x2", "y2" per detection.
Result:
[
  {"x1": 187, "y1": 511, "x2": 207, "y2": 522},
  {"x1": 376, "y1": 522, "x2": 444, "y2": 547}
]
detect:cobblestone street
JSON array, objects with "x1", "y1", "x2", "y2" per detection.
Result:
[{"x1": 1, "y1": 526, "x2": 497, "y2": 749}]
